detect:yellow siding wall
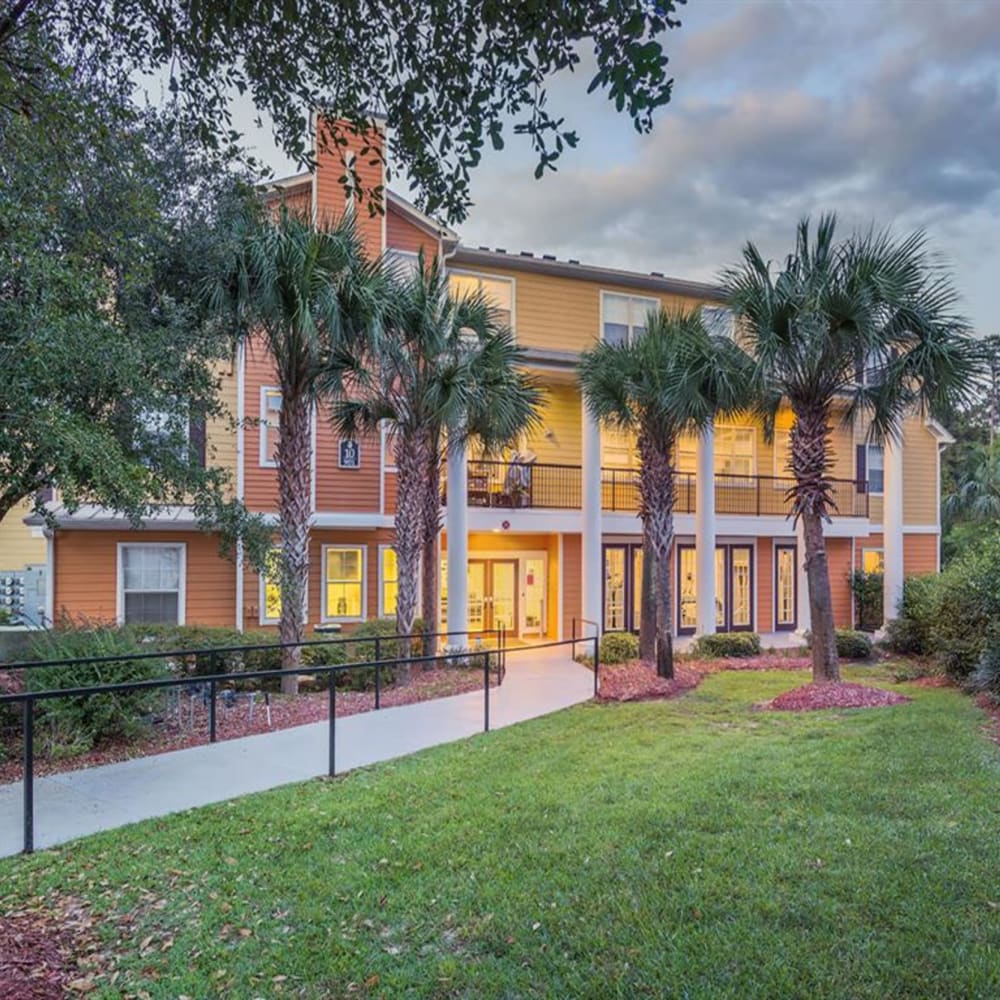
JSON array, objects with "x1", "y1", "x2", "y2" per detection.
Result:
[
  {"x1": 207, "y1": 360, "x2": 239, "y2": 494},
  {"x1": 524, "y1": 381, "x2": 582, "y2": 465},
  {"x1": 0, "y1": 500, "x2": 45, "y2": 569}
]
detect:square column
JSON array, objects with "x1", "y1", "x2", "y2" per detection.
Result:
[
  {"x1": 883, "y1": 434, "x2": 905, "y2": 622},
  {"x1": 695, "y1": 426, "x2": 717, "y2": 636},
  {"x1": 581, "y1": 407, "x2": 603, "y2": 635},
  {"x1": 446, "y1": 443, "x2": 468, "y2": 644}
]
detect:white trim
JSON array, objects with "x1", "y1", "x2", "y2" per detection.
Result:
[
  {"x1": 321, "y1": 543, "x2": 368, "y2": 622},
  {"x1": 864, "y1": 442, "x2": 884, "y2": 497},
  {"x1": 45, "y1": 533, "x2": 55, "y2": 625},
  {"x1": 313, "y1": 512, "x2": 393, "y2": 529},
  {"x1": 379, "y1": 422, "x2": 387, "y2": 513},
  {"x1": 925, "y1": 416, "x2": 956, "y2": 445},
  {"x1": 116, "y1": 542, "x2": 186, "y2": 626},
  {"x1": 867, "y1": 523, "x2": 941, "y2": 535},
  {"x1": 235, "y1": 343, "x2": 246, "y2": 631},
  {"x1": 447, "y1": 267, "x2": 516, "y2": 336},
  {"x1": 259, "y1": 386, "x2": 281, "y2": 468},
  {"x1": 599, "y1": 289, "x2": 659, "y2": 346},
  {"x1": 310, "y1": 405, "x2": 317, "y2": 512},
  {"x1": 310, "y1": 109, "x2": 318, "y2": 227}
]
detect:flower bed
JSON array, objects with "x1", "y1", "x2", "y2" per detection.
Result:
[
  {"x1": 597, "y1": 660, "x2": 702, "y2": 702},
  {"x1": 765, "y1": 682, "x2": 911, "y2": 712}
]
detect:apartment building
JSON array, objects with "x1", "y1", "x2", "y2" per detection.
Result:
[{"x1": 22, "y1": 118, "x2": 951, "y2": 642}]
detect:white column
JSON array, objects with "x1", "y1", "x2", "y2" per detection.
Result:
[
  {"x1": 795, "y1": 517, "x2": 811, "y2": 634},
  {"x1": 581, "y1": 407, "x2": 603, "y2": 636},
  {"x1": 446, "y1": 443, "x2": 469, "y2": 645},
  {"x1": 883, "y1": 433, "x2": 905, "y2": 622},
  {"x1": 695, "y1": 425, "x2": 716, "y2": 636}
]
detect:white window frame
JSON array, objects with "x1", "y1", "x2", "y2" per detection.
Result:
[
  {"x1": 700, "y1": 305, "x2": 736, "y2": 339},
  {"x1": 259, "y1": 386, "x2": 282, "y2": 468},
  {"x1": 386, "y1": 248, "x2": 421, "y2": 279},
  {"x1": 600, "y1": 291, "x2": 659, "y2": 347},
  {"x1": 322, "y1": 543, "x2": 368, "y2": 622},
  {"x1": 866, "y1": 443, "x2": 885, "y2": 496},
  {"x1": 676, "y1": 424, "x2": 756, "y2": 478},
  {"x1": 448, "y1": 269, "x2": 516, "y2": 334},
  {"x1": 258, "y1": 548, "x2": 309, "y2": 626},
  {"x1": 116, "y1": 542, "x2": 186, "y2": 626},
  {"x1": 861, "y1": 547, "x2": 885, "y2": 574}
]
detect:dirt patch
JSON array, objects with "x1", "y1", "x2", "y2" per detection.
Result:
[
  {"x1": 910, "y1": 675, "x2": 953, "y2": 688},
  {"x1": 765, "y1": 682, "x2": 911, "y2": 712},
  {"x1": 0, "y1": 896, "x2": 110, "y2": 999},
  {"x1": 0, "y1": 667, "x2": 492, "y2": 786},
  {"x1": 687, "y1": 653, "x2": 812, "y2": 674}
]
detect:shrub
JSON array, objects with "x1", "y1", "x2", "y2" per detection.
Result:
[
  {"x1": 972, "y1": 639, "x2": 1000, "y2": 698},
  {"x1": 691, "y1": 632, "x2": 761, "y2": 658},
  {"x1": 835, "y1": 629, "x2": 873, "y2": 660},
  {"x1": 883, "y1": 575, "x2": 942, "y2": 657},
  {"x1": 598, "y1": 631, "x2": 640, "y2": 664},
  {"x1": 24, "y1": 624, "x2": 170, "y2": 755},
  {"x1": 849, "y1": 570, "x2": 883, "y2": 631}
]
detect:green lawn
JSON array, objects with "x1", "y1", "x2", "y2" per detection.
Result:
[{"x1": 4, "y1": 667, "x2": 1000, "y2": 998}]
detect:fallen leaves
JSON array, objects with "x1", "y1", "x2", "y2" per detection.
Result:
[{"x1": 766, "y1": 682, "x2": 911, "y2": 712}]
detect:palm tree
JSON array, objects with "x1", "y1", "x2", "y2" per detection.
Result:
[
  {"x1": 944, "y1": 441, "x2": 1000, "y2": 523},
  {"x1": 579, "y1": 309, "x2": 753, "y2": 679},
  {"x1": 722, "y1": 214, "x2": 982, "y2": 683},
  {"x1": 212, "y1": 207, "x2": 384, "y2": 692},
  {"x1": 325, "y1": 253, "x2": 541, "y2": 676}
]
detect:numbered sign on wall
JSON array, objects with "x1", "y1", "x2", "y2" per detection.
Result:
[{"x1": 338, "y1": 440, "x2": 361, "y2": 469}]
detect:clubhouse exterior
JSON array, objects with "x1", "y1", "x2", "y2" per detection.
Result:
[{"x1": 9, "y1": 119, "x2": 951, "y2": 644}]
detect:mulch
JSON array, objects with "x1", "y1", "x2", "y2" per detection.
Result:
[
  {"x1": 765, "y1": 682, "x2": 911, "y2": 712},
  {"x1": 0, "y1": 667, "x2": 492, "y2": 785}
]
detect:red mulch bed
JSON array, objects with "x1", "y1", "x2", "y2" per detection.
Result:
[
  {"x1": 0, "y1": 897, "x2": 109, "y2": 999},
  {"x1": 0, "y1": 668, "x2": 492, "y2": 785},
  {"x1": 766, "y1": 682, "x2": 911, "y2": 712},
  {"x1": 597, "y1": 661, "x2": 702, "y2": 702},
  {"x1": 910, "y1": 674, "x2": 953, "y2": 688}
]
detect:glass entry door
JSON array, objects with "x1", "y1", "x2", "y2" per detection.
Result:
[
  {"x1": 468, "y1": 559, "x2": 519, "y2": 636},
  {"x1": 603, "y1": 543, "x2": 643, "y2": 633},
  {"x1": 775, "y1": 543, "x2": 797, "y2": 630},
  {"x1": 677, "y1": 543, "x2": 755, "y2": 634}
]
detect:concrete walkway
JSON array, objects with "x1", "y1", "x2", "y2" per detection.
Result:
[{"x1": 0, "y1": 645, "x2": 593, "y2": 857}]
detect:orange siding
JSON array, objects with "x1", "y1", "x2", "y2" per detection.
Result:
[
  {"x1": 54, "y1": 530, "x2": 236, "y2": 627},
  {"x1": 562, "y1": 533, "x2": 582, "y2": 636},
  {"x1": 383, "y1": 471, "x2": 398, "y2": 515},
  {"x1": 314, "y1": 402, "x2": 381, "y2": 512},
  {"x1": 386, "y1": 205, "x2": 438, "y2": 257},
  {"x1": 315, "y1": 118, "x2": 383, "y2": 260},
  {"x1": 243, "y1": 341, "x2": 281, "y2": 513},
  {"x1": 757, "y1": 537, "x2": 773, "y2": 633},
  {"x1": 904, "y1": 534, "x2": 939, "y2": 576},
  {"x1": 827, "y1": 537, "x2": 853, "y2": 628}
]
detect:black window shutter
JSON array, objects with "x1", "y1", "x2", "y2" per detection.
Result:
[
  {"x1": 189, "y1": 411, "x2": 207, "y2": 467},
  {"x1": 855, "y1": 444, "x2": 867, "y2": 493}
]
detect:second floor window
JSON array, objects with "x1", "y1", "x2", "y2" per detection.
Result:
[
  {"x1": 866, "y1": 444, "x2": 884, "y2": 495},
  {"x1": 701, "y1": 305, "x2": 736, "y2": 339},
  {"x1": 676, "y1": 426, "x2": 756, "y2": 478},
  {"x1": 449, "y1": 272, "x2": 514, "y2": 331},
  {"x1": 260, "y1": 387, "x2": 281, "y2": 467},
  {"x1": 601, "y1": 292, "x2": 658, "y2": 347}
]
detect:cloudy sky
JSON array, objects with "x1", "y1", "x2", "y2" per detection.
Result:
[{"x1": 238, "y1": 0, "x2": 1000, "y2": 334}]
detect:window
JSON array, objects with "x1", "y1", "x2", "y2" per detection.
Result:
[
  {"x1": 449, "y1": 272, "x2": 514, "y2": 330},
  {"x1": 380, "y1": 546, "x2": 399, "y2": 617},
  {"x1": 866, "y1": 444, "x2": 884, "y2": 494},
  {"x1": 324, "y1": 545, "x2": 366, "y2": 620},
  {"x1": 387, "y1": 249, "x2": 421, "y2": 280},
  {"x1": 260, "y1": 387, "x2": 281, "y2": 467},
  {"x1": 676, "y1": 426, "x2": 755, "y2": 478},
  {"x1": 136, "y1": 407, "x2": 190, "y2": 465},
  {"x1": 701, "y1": 305, "x2": 735, "y2": 339},
  {"x1": 861, "y1": 548, "x2": 885, "y2": 574},
  {"x1": 601, "y1": 292, "x2": 658, "y2": 347},
  {"x1": 602, "y1": 428, "x2": 634, "y2": 468},
  {"x1": 259, "y1": 548, "x2": 308, "y2": 625},
  {"x1": 118, "y1": 544, "x2": 184, "y2": 625}
]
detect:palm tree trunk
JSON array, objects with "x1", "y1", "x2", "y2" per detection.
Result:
[
  {"x1": 393, "y1": 434, "x2": 428, "y2": 684},
  {"x1": 277, "y1": 391, "x2": 312, "y2": 695},
  {"x1": 790, "y1": 407, "x2": 840, "y2": 683},
  {"x1": 420, "y1": 456, "x2": 442, "y2": 659},
  {"x1": 802, "y1": 511, "x2": 839, "y2": 682},
  {"x1": 638, "y1": 433, "x2": 676, "y2": 679},
  {"x1": 639, "y1": 526, "x2": 657, "y2": 662}
]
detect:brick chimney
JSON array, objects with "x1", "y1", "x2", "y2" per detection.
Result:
[{"x1": 314, "y1": 114, "x2": 386, "y2": 260}]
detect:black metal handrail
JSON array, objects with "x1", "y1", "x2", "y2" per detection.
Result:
[{"x1": 2, "y1": 629, "x2": 600, "y2": 855}]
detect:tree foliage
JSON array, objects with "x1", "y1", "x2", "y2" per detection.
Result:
[
  {"x1": 0, "y1": 68, "x2": 267, "y2": 559},
  {"x1": 0, "y1": 0, "x2": 684, "y2": 222}
]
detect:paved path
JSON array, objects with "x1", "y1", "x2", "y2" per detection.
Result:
[{"x1": 0, "y1": 646, "x2": 593, "y2": 857}]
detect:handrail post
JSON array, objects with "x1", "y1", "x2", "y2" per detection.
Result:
[
  {"x1": 208, "y1": 677, "x2": 217, "y2": 744},
  {"x1": 571, "y1": 617, "x2": 577, "y2": 659},
  {"x1": 483, "y1": 649, "x2": 491, "y2": 733},
  {"x1": 593, "y1": 632, "x2": 600, "y2": 698},
  {"x1": 374, "y1": 637, "x2": 381, "y2": 710},
  {"x1": 328, "y1": 675, "x2": 336, "y2": 776},
  {"x1": 22, "y1": 700, "x2": 34, "y2": 854}
]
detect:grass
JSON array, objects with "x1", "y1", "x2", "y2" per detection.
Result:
[{"x1": 3, "y1": 666, "x2": 1000, "y2": 998}]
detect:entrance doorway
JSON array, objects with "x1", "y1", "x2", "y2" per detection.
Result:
[
  {"x1": 602, "y1": 543, "x2": 643, "y2": 633},
  {"x1": 677, "y1": 543, "x2": 754, "y2": 634},
  {"x1": 468, "y1": 559, "x2": 519, "y2": 636}
]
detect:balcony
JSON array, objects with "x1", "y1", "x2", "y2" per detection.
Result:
[{"x1": 448, "y1": 460, "x2": 869, "y2": 518}]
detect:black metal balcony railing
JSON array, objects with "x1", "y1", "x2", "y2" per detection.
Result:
[{"x1": 447, "y1": 461, "x2": 869, "y2": 518}]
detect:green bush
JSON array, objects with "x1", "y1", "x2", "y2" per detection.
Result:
[
  {"x1": 691, "y1": 632, "x2": 761, "y2": 658},
  {"x1": 883, "y1": 575, "x2": 942, "y2": 657},
  {"x1": 598, "y1": 631, "x2": 640, "y2": 664},
  {"x1": 24, "y1": 624, "x2": 170, "y2": 755},
  {"x1": 972, "y1": 641, "x2": 1000, "y2": 698},
  {"x1": 849, "y1": 570, "x2": 883, "y2": 631},
  {"x1": 835, "y1": 629, "x2": 873, "y2": 660}
]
